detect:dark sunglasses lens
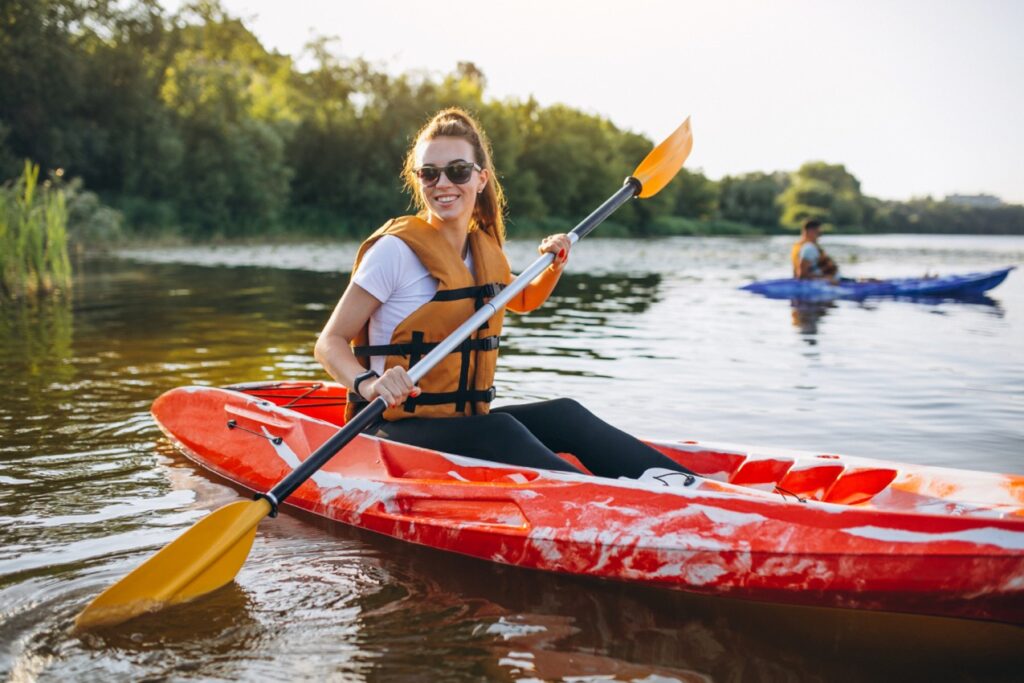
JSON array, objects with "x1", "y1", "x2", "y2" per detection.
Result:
[
  {"x1": 417, "y1": 167, "x2": 442, "y2": 184},
  {"x1": 445, "y1": 162, "x2": 474, "y2": 184}
]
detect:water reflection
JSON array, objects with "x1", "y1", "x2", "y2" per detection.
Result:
[
  {"x1": 504, "y1": 272, "x2": 663, "y2": 363},
  {"x1": 790, "y1": 300, "x2": 835, "y2": 340},
  {"x1": 788, "y1": 294, "x2": 1004, "y2": 345},
  {"x1": 0, "y1": 294, "x2": 75, "y2": 400}
]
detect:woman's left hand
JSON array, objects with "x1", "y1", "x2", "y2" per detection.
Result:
[{"x1": 538, "y1": 233, "x2": 571, "y2": 270}]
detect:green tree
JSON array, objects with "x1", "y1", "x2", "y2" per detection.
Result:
[
  {"x1": 779, "y1": 161, "x2": 865, "y2": 229},
  {"x1": 718, "y1": 172, "x2": 786, "y2": 228},
  {"x1": 672, "y1": 168, "x2": 719, "y2": 220},
  {"x1": 158, "y1": 2, "x2": 293, "y2": 235}
]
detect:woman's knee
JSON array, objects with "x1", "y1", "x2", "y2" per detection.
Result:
[
  {"x1": 481, "y1": 412, "x2": 535, "y2": 440},
  {"x1": 546, "y1": 397, "x2": 591, "y2": 420}
]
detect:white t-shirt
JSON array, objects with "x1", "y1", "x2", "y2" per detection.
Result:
[{"x1": 352, "y1": 235, "x2": 476, "y2": 374}]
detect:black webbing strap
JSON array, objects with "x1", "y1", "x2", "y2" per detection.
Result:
[
  {"x1": 404, "y1": 386, "x2": 497, "y2": 408},
  {"x1": 349, "y1": 386, "x2": 497, "y2": 411},
  {"x1": 430, "y1": 282, "x2": 505, "y2": 303},
  {"x1": 354, "y1": 335, "x2": 500, "y2": 358},
  {"x1": 401, "y1": 331, "x2": 426, "y2": 413},
  {"x1": 455, "y1": 334, "x2": 472, "y2": 413}
]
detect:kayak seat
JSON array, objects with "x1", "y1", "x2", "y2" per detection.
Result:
[
  {"x1": 777, "y1": 465, "x2": 845, "y2": 500},
  {"x1": 823, "y1": 468, "x2": 898, "y2": 505},
  {"x1": 378, "y1": 439, "x2": 542, "y2": 483},
  {"x1": 647, "y1": 442, "x2": 746, "y2": 482},
  {"x1": 729, "y1": 459, "x2": 793, "y2": 488}
]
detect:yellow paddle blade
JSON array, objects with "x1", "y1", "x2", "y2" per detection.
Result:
[
  {"x1": 632, "y1": 117, "x2": 694, "y2": 198},
  {"x1": 74, "y1": 498, "x2": 271, "y2": 630}
]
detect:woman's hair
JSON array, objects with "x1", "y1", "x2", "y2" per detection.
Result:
[{"x1": 402, "y1": 107, "x2": 507, "y2": 244}]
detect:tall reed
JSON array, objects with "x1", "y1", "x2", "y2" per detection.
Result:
[{"x1": 1, "y1": 161, "x2": 72, "y2": 299}]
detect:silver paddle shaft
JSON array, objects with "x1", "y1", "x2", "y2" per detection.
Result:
[{"x1": 407, "y1": 179, "x2": 638, "y2": 383}]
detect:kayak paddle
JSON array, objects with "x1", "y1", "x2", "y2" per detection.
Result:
[{"x1": 74, "y1": 116, "x2": 693, "y2": 630}]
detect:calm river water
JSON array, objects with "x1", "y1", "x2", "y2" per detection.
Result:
[{"x1": 1, "y1": 234, "x2": 1022, "y2": 681}]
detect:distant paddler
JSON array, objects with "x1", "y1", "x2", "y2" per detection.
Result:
[{"x1": 791, "y1": 219, "x2": 839, "y2": 282}]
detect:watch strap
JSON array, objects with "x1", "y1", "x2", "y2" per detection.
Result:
[{"x1": 352, "y1": 369, "x2": 379, "y2": 400}]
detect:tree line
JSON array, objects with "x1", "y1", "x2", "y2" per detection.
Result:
[{"x1": 2, "y1": 0, "x2": 1022, "y2": 244}]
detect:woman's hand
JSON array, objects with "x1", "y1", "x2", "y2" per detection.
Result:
[
  {"x1": 538, "y1": 233, "x2": 571, "y2": 271},
  {"x1": 362, "y1": 367, "x2": 421, "y2": 408}
]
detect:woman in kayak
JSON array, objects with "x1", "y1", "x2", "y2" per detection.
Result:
[{"x1": 314, "y1": 107, "x2": 693, "y2": 481}]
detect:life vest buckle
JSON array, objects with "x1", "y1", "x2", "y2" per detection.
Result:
[
  {"x1": 479, "y1": 282, "x2": 504, "y2": 299},
  {"x1": 477, "y1": 335, "x2": 500, "y2": 351}
]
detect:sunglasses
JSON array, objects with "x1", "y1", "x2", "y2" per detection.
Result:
[{"x1": 414, "y1": 161, "x2": 481, "y2": 186}]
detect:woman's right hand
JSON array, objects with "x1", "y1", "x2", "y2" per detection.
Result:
[{"x1": 361, "y1": 366, "x2": 421, "y2": 408}]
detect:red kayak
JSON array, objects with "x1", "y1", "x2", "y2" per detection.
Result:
[{"x1": 152, "y1": 380, "x2": 1024, "y2": 624}]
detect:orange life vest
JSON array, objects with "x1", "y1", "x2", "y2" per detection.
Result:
[
  {"x1": 791, "y1": 239, "x2": 838, "y2": 278},
  {"x1": 345, "y1": 216, "x2": 512, "y2": 422}
]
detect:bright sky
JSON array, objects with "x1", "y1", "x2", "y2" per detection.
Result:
[{"x1": 163, "y1": 0, "x2": 1024, "y2": 204}]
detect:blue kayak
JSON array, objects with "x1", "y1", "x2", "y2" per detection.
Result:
[{"x1": 741, "y1": 267, "x2": 1014, "y2": 301}]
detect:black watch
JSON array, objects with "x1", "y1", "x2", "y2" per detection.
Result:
[{"x1": 352, "y1": 369, "x2": 379, "y2": 400}]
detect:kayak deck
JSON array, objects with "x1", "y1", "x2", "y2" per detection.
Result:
[{"x1": 153, "y1": 381, "x2": 1024, "y2": 624}]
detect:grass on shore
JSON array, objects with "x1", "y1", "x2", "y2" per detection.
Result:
[{"x1": 1, "y1": 162, "x2": 72, "y2": 300}]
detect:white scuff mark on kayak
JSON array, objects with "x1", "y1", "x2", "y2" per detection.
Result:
[
  {"x1": 320, "y1": 487, "x2": 343, "y2": 504},
  {"x1": 507, "y1": 473, "x2": 530, "y2": 484},
  {"x1": 1000, "y1": 572, "x2": 1024, "y2": 592},
  {"x1": 678, "y1": 562, "x2": 728, "y2": 585},
  {"x1": 341, "y1": 486, "x2": 390, "y2": 515},
  {"x1": 527, "y1": 527, "x2": 565, "y2": 564},
  {"x1": 446, "y1": 470, "x2": 470, "y2": 482},
  {"x1": 516, "y1": 489, "x2": 540, "y2": 500},
  {"x1": 655, "y1": 533, "x2": 731, "y2": 552},
  {"x1": 843, "y1": 525, "x2": 1024, "y2": 550},
  {"x1": 874, "y1": 495, "x2": 1020, "y2": 520},
  {"x1": 908, "y1": 472, "x2": 1022, "y2": 509},
  {"x1": 263, "y1": 427, "x2": 346, "y2": 489},
  {"x1": 551, "y1": 524, "x2": 730, "y2": 556},
  {"x1": 697, "y1": 506, "x2": 765, "y2": 528},
  {"x1": 563, "y1": 529, "x2": 636, "y2": 572},
  {"x1": 758, "y1": 556, "x2": 834, "y2": 583},
  {"x1": 589, "y1": 499, "x2": 645, "y2": 518}
]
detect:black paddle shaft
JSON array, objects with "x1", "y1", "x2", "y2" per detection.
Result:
[
  {"x1": 570, "y1": 178, "x2": 640, "y2": 242},
  {"x1": 260, "y1": 176, "x2": 644, "y2": 512}
]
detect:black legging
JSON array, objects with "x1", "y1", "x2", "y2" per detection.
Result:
[{"x1": 374, "y1": 398, "x2": 692, "y2": 479}]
